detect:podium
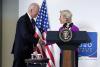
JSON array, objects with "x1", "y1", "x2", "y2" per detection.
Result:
[
  {"x1": 46, "y1": 31, "x2": 91, "y2": 67},
  {"x1": 25, "y1": 58, "x2": 49, "y2": 67}
]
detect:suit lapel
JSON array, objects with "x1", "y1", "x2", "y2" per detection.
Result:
[{"x1": 24, "y1": 13, "x2": 35, "y2": 34}]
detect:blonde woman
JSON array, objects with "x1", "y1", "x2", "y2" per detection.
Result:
[{"x1": 59, "y1": 10, "x2": 79, "y2": 67}]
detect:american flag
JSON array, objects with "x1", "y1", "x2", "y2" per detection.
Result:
[{"x1": 36, "y1": 0, "x2": 55, "y2": 67}]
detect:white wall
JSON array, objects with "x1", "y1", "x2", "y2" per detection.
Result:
[{"x1": 19, "y1": 0, "x2": 100, "y2": 67}]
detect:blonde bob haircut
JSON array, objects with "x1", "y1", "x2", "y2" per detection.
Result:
[{"x1": 60, "y1": 10, "x2": 72, "y2": 19}]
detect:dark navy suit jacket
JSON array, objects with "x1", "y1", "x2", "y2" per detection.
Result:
[{"x1": 12, "y1": 13, "x2": 39, "y2": 67}]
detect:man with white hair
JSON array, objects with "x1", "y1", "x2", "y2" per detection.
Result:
[
  {"x1": 11, "y1": 3, "x2": 40, "y2": 67},
  {"x1": 59, "y1": 10, "x2": 79, "y2": 67}
]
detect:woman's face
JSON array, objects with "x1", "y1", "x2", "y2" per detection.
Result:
[
  {"x1": 59, "y1": 15, "x2": 66, "y2": 24},
  {"x1": 59, "y1": 14, "x2": 71, "y2": 24}
]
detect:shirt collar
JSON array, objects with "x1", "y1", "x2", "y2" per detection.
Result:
[
  {"x1": 27, "y1": 12, "x2": 32, "y2": 21},
  {"x1": 27, "y1": 13, "x2": 36, "y2": 22}
]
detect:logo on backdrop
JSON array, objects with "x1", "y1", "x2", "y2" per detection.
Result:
[{"x1": 78, "y1": 32, "x2": 97, "y2": 57}]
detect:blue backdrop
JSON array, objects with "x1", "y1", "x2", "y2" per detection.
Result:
[{"x1": 79, "y1": 32, "x2": 97, "y2": 57}]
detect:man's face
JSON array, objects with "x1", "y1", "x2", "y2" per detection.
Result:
[{"x1": 31, "y1": 6, "x2": 39, "y2": 18}]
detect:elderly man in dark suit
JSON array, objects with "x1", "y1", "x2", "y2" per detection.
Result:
[{"x1": 11, "y1": 3, "x2": 41, "y2": 67}]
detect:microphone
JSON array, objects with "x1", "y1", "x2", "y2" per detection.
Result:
[
  {"x1": 69, "y1": 23, "x2": 73, "y2": 27},
  {"x1": 63, "y1": 22, "x2": 73, "y2": 29},
  {"x1": 63, "y1": 23, "x2": 67, "y2": 28}
]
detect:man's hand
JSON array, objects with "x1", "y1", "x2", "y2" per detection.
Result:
[
  {"x1": 38, "y1": 37, "x2": 46, "y2": 45},
  {"x1": 34, "y1": 33, "x2": 39, "y2": 38}
]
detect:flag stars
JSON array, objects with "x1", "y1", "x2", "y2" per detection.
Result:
[
  {"x1": 36, "y1": 0, "x2": 50, "y2": 32},
  {"x1": 39, "y1": 23, "x2": 41, "y2": 25}
]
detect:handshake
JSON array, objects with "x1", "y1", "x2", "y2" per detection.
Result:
[
  {"x1": 38, "y1": 37, "x2": 46, "y2": 45},
  {"x1": 34, "y1": 32, "x2": 46, "y2": 45}
]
